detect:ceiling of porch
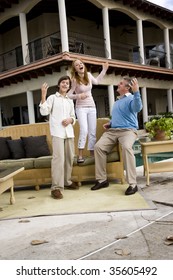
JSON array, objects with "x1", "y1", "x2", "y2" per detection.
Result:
[
  {"x1": 1, "y1": 0, "x2": 173, "y2": 34},
  {"x1": 0, "y1": 0, "x2": 173, "y2": 87}
]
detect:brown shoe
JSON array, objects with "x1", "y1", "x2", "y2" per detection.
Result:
[
  {"x1": 51, "y1": 189, "x2": 63, "y2": 199},
  {"x1": 65, "y1": 182, "x2": 79, "y2": 190}
]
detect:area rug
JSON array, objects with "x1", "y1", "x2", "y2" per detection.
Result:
[{"x1": 0, "y1": 183, "x2": 156, "y2": 220}]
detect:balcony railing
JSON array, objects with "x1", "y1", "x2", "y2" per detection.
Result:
[
  {"x1": 1, "y1": 31, "x2": 172, "y2": 73},
  {"x1": 0, "y1": 47, "x2": 23, "y2": 72},
  {"x1": 145, "y1": 48, "x2": 166, "y2": 67}
]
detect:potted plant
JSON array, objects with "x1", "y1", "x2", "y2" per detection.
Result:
[{"x1": 145, "y1": 113, "x2": 173, "y2": 140}]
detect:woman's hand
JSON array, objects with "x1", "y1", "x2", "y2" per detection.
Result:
[
  {"x1": 80, "y1": 93, "x2": 88, "y2": 100},
  {"x1": 102, "y1": 61, "x2": 109, "y2": 72}
]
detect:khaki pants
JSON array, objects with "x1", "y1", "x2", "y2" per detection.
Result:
[
  {"x1": 94, "y1": 128, "x2": 138, "y2": 185},
  {"x1": 51, "y1": 136, "x2": 74, "y2": 191}
]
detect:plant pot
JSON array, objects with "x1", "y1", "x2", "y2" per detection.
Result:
[{"x1": 154, "y1": 130, "x2": 167, "y2": 141}]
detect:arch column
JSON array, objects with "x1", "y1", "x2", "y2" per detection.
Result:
[
  {"x1": 141, "y1": 86, "x2": 148, "y2": 124},
  {"x1": 136, "y1": 19, "x2": 145, "y2": 64},
  {"x1": 19, "y1": 13, "x2": 35, "y2": 124},
  {"x1": 164, "y1": 28, "x2": 171, "y2": 69},
  {"x1": 0, "y1": 102, "x2": 2, "y2": 128},
  {"x1": 102, "y1": 7, "x2": 114, "y2": 115},
  {"x1": 108, "y1": 88, "x2": 115, "y2": 114},
  {"x1": 27, "y1": 91, "x2": 35, "y2": 124},
  {"x1": 167, "y1": 89, "x2": 173, "y2": 112},
  {"x1": 102, "y1": 7, "x2": 111, "y2": 59},
  {"x1": 19, "y1": 13, "x2": 28, "y2": 65},
  {"x1": 57, "y1": 0, "x2": 69, "y2": 51}
]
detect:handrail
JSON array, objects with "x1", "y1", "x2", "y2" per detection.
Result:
[
  {"x1": 0, "y1": 31, "x2": 140, "y2": 73},
  {"x1": 1, "y1": 31, "x2": 173, "y2": 73}
]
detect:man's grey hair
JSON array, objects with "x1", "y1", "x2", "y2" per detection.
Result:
[{"x1": 123, "y1": 76, "x2": 134, "y2": 93}]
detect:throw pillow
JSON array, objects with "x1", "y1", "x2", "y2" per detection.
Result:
[
  {"x1": 0, "y1": 137, "x2": 12, "y2": 160},
  {"x1": 7, "y1": 139, "x2": 25, "y2": 159},
  {"x1": 21, "y1": 135, "x2": 51, "y2": 158}
]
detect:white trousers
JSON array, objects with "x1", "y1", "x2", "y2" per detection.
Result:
[{"x1": 76, "y1": 107, "x2": 96, "y2": 151}]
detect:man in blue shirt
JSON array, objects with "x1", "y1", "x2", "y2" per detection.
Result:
[{"x1": 91, "y1": 76, "x2": 143, "y2": 195}]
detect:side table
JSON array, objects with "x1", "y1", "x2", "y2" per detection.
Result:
[
  {"x1": 0, "y1": 167, "x2": 24, "y2": 204},
  {"x1": 139, "y1": 139, "x2": 173, "y2": 186}
]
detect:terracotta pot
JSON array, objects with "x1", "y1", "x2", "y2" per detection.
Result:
[{"x1": 154, "y1": 130, "x2": 167, "y2": 141}]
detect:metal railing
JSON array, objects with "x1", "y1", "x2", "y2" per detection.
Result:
[
  {"x1": 145, "y1": 48, "x2": 166, "y2": 67},
  {"x1": 1, "y1": 31, "x2": 172, "y2": 72},
  {"x1": 0, "y1": 48, "x2": 23, "y2": 72}
]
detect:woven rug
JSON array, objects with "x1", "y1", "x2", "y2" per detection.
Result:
[{"x1": 0, "y1": 183, "x2": 156, "y2": 220}]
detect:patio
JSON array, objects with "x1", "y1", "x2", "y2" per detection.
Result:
[{"x1": 0, "y1": 163, "x2": 173, "y2": 260}]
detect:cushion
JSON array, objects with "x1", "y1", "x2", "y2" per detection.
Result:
[
  {"x1": 21, "y1": 135, "x2": 51, "y2": 158},
  {"x1": 0, "y1": 158, "x2": 34, "y2": 170},
  {"x1": 0, "y1": 137, "x2": 12, "y2": 160},
  {"x1": 34, "y1": 156, "x2": 52, "y2": 168},
  {"x1": 7, "y1": 139, "x2": 25, "y2": 159},
  {"x1": 73, "y1": 151, "x2": 120, "y2": 166}
]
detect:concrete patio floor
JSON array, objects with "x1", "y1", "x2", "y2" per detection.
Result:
[{"x1": 0, "y1": 163, "x2": 173, "y2": 261}]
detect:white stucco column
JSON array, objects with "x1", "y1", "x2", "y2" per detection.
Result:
[
  {"x1": 164, "y1": 28, "x2": 171, "y2": 69},
  {"x1": 57, "y1": 0, "x2": 69, "y2": 51},
  {"x1": 102, "y1": 7, "x2": 111, "y2": 59},
  {"x1": 0, "y1": 102, "x2": 2, "y2": 128},
  {"x1": 136, "y1": 19, "x2": 145, "y2": 65},
  {"x1": 19, "y1": 13, "x2": 28, "y2": 65},
  {"x1": 102, "y1": 7, "x2": 114, "y2": 112},
  {"x1": 19, "y1": 13, "x2": 35, "y2": 124},
  {"x1": 141, "y1": 87, "x2": 148, "y2": 124},
  {"x1": 167, "y1": 89, "x2": 173, "y2": 112},
  {"x1": 27, "y1": 91, "x2": 35, "y2": 124},
  {"x1": 108, "y1": 86, "x2": 115, "y2": 115}
]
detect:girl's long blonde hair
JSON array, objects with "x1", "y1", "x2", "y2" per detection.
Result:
[{"x1": 71, "y1": 59, "x2": 89, "y2": 85}]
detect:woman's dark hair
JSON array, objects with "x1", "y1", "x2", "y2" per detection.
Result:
[{"x1": 57, "y1": 75, "x2": 71, "y2": 91}]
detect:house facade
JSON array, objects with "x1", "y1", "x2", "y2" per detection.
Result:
[{"x1": 0, "y1": 0, "x2": 173, "y2": 128}]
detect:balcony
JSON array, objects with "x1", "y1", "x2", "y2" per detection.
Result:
[
  {"x1": 0, "y1": 31, "x2": 142, "y2": 73},
  {"x1": 1, "y1": 32, "x2": 172, "y2": 74},
  {"x1": 2, "y1": 31, "x2": 172, "y2": 74},
  {"x1": 1, "y1": 31, "x2": 173, "y2": 88}
]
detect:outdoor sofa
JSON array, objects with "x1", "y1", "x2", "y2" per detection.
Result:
[{"x1": 0, "y1": 118, "x2": 125, "y2": 190}]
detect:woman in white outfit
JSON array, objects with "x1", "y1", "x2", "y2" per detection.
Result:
[{"x1": 68, "y1": 59, "x2": 109, "y2": 163}]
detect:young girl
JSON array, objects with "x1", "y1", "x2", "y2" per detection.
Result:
[
  {"x1": 39, "y1": 76, "x2": 77, "y2": 199},
  {"x1": 67, "y1": 59, "x2": 109, "y2": 163}
]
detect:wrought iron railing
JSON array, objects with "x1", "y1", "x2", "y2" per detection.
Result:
[
  {"x1": 1, "y1": 30, "x2": 171, "y2": 72},
  {"x1": 0, "y1": 47, "x2": 23, "y2": 72},
  {"x1": 146, "y1": 51, "x2": 166, "y2": 67}
]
